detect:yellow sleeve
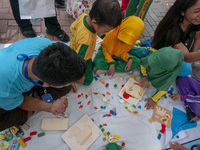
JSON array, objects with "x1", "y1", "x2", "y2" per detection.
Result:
[
  {"x1": 140, "y1": 65, "x2": 147, "y2": 78},
  {"x1": 151, "y1": 91, "x2": 166, "y2": 102},
  {"x1": 120, "y1": 52, "x2": 133, "y2": 62},
  {"x1": 103, "y1": 46, "x2": 115, "y2": 64}
]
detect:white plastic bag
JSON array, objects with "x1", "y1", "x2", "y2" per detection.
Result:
[{"x1": 18, "y1": 0, "x2": 56, "y2": 19}]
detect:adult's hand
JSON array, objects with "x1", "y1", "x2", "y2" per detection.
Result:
[{"x1": 50, "y1": 97, "x2": 68, "y2": 115}]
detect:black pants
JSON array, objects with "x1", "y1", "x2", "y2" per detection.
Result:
[
  {"x1": 0, "y1": 84, "x2": 72, "y2": 132},
  {"x1": 9, "y1": 0, "x2": 63, "y2": 36}
]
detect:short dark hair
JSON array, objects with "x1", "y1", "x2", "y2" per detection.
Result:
[
  {"x1": 152, "y1": 0, "x2": 198, "y2": 49},
  {"x1": 32, "y1": 42, "x2": 87, "y2": 86},
  {"x1": 89, "y1": 0, "x2": 122, "y2": 28}
]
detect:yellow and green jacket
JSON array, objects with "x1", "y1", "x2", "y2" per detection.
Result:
[
  {"x1": 101, "y1": 16, "x2": 144, "y2": 65},
  {"x1": 70, "y1": 14, "x2": 97, "y2": 60}
]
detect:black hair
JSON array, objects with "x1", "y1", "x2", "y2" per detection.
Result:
[
  {"x1": 152, "y1": 0, "x2": 198, "y2": 49},
  {"x1": 32, "y1": 42, "x2": 87, "y2": 86},
  {"x1": 89, "y1": 0, "x2": 122, "y2": 28}
]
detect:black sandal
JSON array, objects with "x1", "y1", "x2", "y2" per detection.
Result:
[
  {"x1": 46, "y1": 29, "x2": 70, "y2": 42},
  {"x1": 21, "y1": 29, "x2": 37, "y2": 38}
]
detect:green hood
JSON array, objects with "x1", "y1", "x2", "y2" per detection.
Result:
[{"x1": 141, "y1": 47, "x2": 184, "y2": 91}]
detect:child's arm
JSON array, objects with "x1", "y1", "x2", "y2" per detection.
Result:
[
  {"x1": 140, "y1": 64, "x2": 149, "y2": 88},
  {"x1": 171, "y1": 94, "x2": 200, "y2": 103},
  {"x1": 76, "y1": 43, "x2": 90, "y2": 60},
  {"x1": 107, "y1": 64, "x2": 115, "y2": 76},
  {"x1": 103, "y1": 47, "x2": 115, "y2": 64},
  {"x1": 170, "y1": 142, "x2": 188, "y2": 150},
  {"x1": 124, "y1": 58, "x2": 133, "y2": 71},
  {"x1": 145, "y1": 90, "x2": 167, "y2": 109}
]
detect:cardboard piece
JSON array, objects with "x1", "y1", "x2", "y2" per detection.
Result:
[
  {"x1": 153, "y1": 105, "x2": 172, "y2": 127},
  {"x1": 61, "y1": 114, "x2": 102, "y2": 150},
  {"x1": 118, "y1": 76, "x2": 146, "y2": 107},
  {"x1": 41, "y1": 118, "x2": 68, "y2": 131}
]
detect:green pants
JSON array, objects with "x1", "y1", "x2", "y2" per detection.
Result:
[
  {"x1": 125, "y1": 0, "x2": 153, "y2": 20},
  {"x1": 94, "y1": 46, "x2": 141, "y2": 72},
  {"x1": 84, "y1": 59, "x2": 94, "y2": 86}
]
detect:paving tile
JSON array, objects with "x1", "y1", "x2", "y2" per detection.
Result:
[
  {"x1": 8, "y1": 20, "x2": 18, "y2": 26},
  {"x1": 0, "y1": 33, "x2": 7, "y2": 42},
  {"x1": 0, "y1": 8, "x2": 10, "y2": 13},
  {"x1": 31, "y1": 19, "x2": 42, "y2": 26},
  {"x1": 0, "y1": 14, "x2": 14, "y2": 20},
  {"x1": 33, "y1": 26, "x2": 41, "y2": 33},
  {"x1": 6, "y1": 28, "x2": 19, "y2": 42},
  {"x1": 0, "y1": 20, "x2": 8, "y2": 32}
]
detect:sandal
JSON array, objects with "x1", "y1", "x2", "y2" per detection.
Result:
[
  {"x1": 46, "y1": 29, "x2": 70, "y2": 42},
  {"x1": 21, "y1": 29, "x2": 37, "y2": 38}
]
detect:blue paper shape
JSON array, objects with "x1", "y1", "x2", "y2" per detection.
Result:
[{"x1": 171, "y1": 107, "x2": 197, "y2": 138}]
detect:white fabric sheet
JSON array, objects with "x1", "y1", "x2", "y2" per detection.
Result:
[{"x1": 0, "y1": 43, "x2": 199, "y2": 150}]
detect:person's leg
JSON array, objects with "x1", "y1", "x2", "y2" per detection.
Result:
[
  {"x1": 135, "y1": 0, "x2": 153, "y2": 20},
  {"x1": 125, "y1": 0, "x2": 139, "y2": 18},
  {"x1": 94, "y1": 46, "x2": 110, "y2": 70},
  {"x1": 55, "y1": 0, "x2": 66, "y2": 8},
  {"x1": 177, "y1": 76, "x2": 200, "y2": 117},
  {"x1": 177, "y1": 76, "x2": 200, "y2": 96},
  {"x1": 45, "y1": 17, "x2": 70, "y2": 42},
  {"x1": 9, "y1": 0, "x2": 36, "y2": 37},
  {"x1": 83, "y1": 59, "x2": 94, "y2": 85},
  {"x1": 0, "y1": 107, "x2": 28, "y2": 132},
  {"x1": 121, "y1": 0, "x2": 130, "y2": 10}
]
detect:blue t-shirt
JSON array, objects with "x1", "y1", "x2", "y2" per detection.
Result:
[{"x1": 0, "y1": 37, "x2": 53, "y2": 110}]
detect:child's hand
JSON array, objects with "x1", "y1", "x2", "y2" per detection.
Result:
[
  {"x1": 144, "y1": 98, "x2": 155, "y2": 109},
  {"x1": 107, "y1": 64, "x2": 115, "y2": 76},
  {"x1": 77, "y1": 76, "x2": 85, "y2": 84},
  {"x1": 197, "y1": 144, "x2": 200, "y2": 150},
  {"x1": 71, "y1": 82, "x2": 77, "y2": 93},
  {"x1": 124, "y1": 59, "x2": 133, "y2": 71},
  {"x1": 169, "y1": 94, "x2": 181, "y2": 100},
  {"x1": 142, "y1": 78, "x2": 149, "y2": 88},
  {"x1": 170, "y1": 141, "x2": 188, "y2": 150},
  {"x1": 50, "y1": 97, "x2": 68, "y2": 115}
]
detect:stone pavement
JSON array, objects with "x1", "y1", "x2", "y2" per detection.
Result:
[{"x1": 0, "y1": 0, "x2": 173, "y2": 43}]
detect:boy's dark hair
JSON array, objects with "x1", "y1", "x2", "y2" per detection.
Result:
[
  {"x1": 152, "y1": 0, "x2": 198, "y2": 49},
  {"x1": 89, "y1": 0, "x2": 122, "y2": 28},
  {"x1": 32, "y1": 42, "x2": 87, "y2": 86}
]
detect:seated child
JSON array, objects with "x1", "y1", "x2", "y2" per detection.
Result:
[
  {"x1": 170, "y1": 68, "x2": 200, "y2": 121},
  {"x1": 129, "y1": 44, "x2": 192, "y2": 77},
  {"x1": 140, "y1": 47, "x2": 184, "y2": 109},
  {"x1": 69, "y1": 0, "x2": 122, "y2": 85},
  {"x1": 94, "y1": 16, "x2": 144, "y2": 76}
]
